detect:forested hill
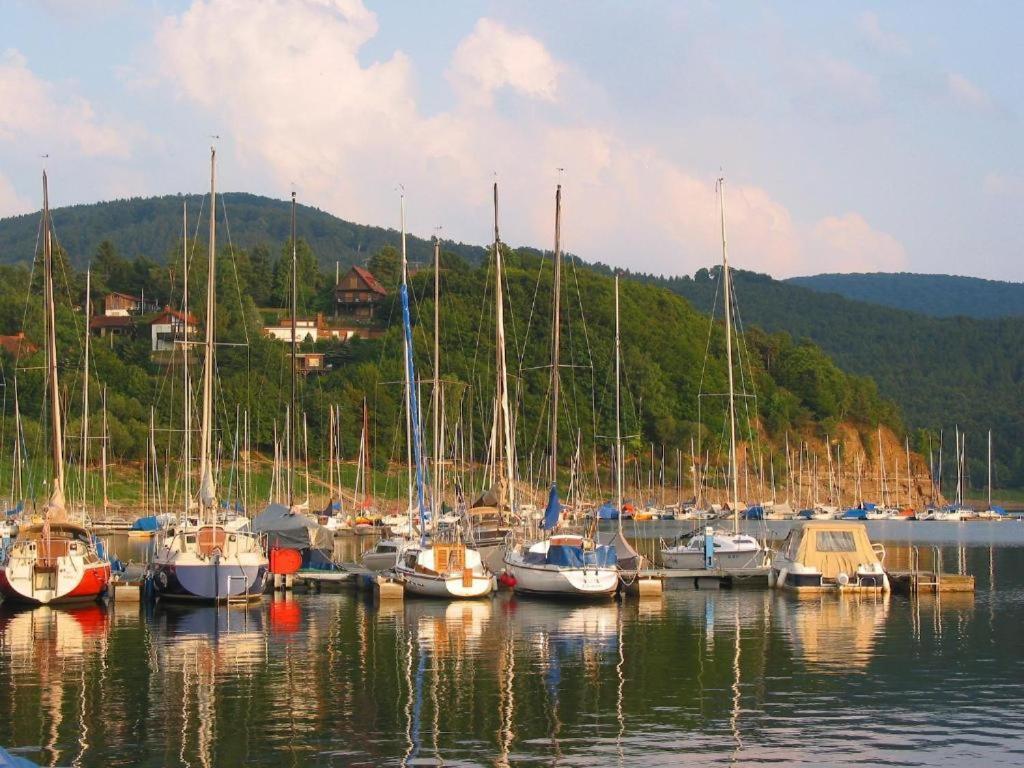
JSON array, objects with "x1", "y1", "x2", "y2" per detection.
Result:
[
  {"x1": 0, "y1": 230, "x2": 900, "y2": 507},
  {"x1": 786, "y1": 272, "x2": 1024, "y2": 319},
  {"x1": 0, "y1": 193, "x2": 488, "y2": 270},
  {"x1": 645, "y1": 268, "x2": 1024, "y2": 487}
]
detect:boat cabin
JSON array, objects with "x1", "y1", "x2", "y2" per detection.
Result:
[{"x1": 773, "y1": 520, "x2": 888, "y2": 592}]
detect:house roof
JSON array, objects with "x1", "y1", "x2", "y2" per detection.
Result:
[
  {"x1": 0, "y1": 332, "x2": 38, "y2": 357},
  {"x1": 106, "y1": 291, "x2": 141, "y2": 302},
  {"x1": 150, "y1": 307, "x2": 198, "y2": 326},
  {"x1": 90, "y1": 315, "x2": 134, "y2": 329},
  {"x1": 349, "y1": 266, "x2": 387, "y2": 296}
]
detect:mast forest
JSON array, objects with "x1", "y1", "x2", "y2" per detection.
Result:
[{"x1": 0, "y1": 195, "x2": 902, "y2": 511}]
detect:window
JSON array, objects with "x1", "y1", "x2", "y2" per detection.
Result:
[{"x1": 816, "y1": 531, "x2": 857, "y2": 552}]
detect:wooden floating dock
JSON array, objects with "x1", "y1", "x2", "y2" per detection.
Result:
[
  {"x1": 888, "y1": 570, "x2": 975, "y2": 594},
  {"x1": 637, "y1": 566, "x2": 770, "y2": 589}
]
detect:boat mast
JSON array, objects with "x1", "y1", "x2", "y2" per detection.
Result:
[
  {"x1": 197, "y1": 147, "x2": 217, "y2": 523},
  {"x1": 400, "y1": 194, "x2": 414, "y2": 515},
  {"x1": 80, "y1": 267, "x2": 91, "y2": 514},
  {"x1": 101, "y1": 386, "x2": 108, "y2": 514},
  {"x1": 614, "y1": 275, "x2": 624, "y2": 536},
  {"x1": 289, "y1": 191, "x2": 298, "y2": 509},
  {"x1": 182, "y1": 201, "x2": 191, "y2": 522},
  {"x1": 988, "y1": 429, "x2": 992, "y2": 510},
  {"x1": 718, "y1": 178, "x2": 739, "y2": 532},
  {"x1": 550, "y1": 184, "x2": 562, "y2": 490},
  {"x1": 431, "y1": 235, "x2": 441, "y2": 519},
  {"x1": 493, "y1": 183, "x2": 516, "y2": 514},
  {"x1": 41, "y1": 172, "x2": 66, "y2": 516},
  {"x1": 398, "y1": 197, "x2": 426, "y2": 536},
  {"x1": 905, "y1": 436, "x2": 911, "y2": 510}
]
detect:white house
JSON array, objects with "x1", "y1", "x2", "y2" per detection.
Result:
[{"x1": 149, "y1": 307, "x2": 198, "y2": 353}]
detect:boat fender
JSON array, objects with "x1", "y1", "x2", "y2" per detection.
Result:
[
  {"x1": 498, "y1": 571, "x2": 517, "y2": 589},
  {"x1": 767, "y1": 568, "x2": 776, "y2": 588},
  {"x1": 776, "y1": 568, "x2": 788, "y2": 588},
  {"x1": 836, "y1": 572, "x2": 850, "y2": 587}
]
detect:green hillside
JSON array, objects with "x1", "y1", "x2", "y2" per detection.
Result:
[
  {"x1": 645, "y1": 267, "x2": 1024, "y2": 489},
  {"x1": 0, "y1": 214, "x2": 897, "y2": 508},
  {"x1": 0, "y1": 193, "x2": 487, "y2": 271},
  {"x1": 787, "y1": 272, "x2": 1024, "y2": 319}
]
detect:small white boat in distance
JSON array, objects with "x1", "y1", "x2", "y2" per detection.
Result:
[
  {"x1": 504, "y1": 534, "x2": 619, "y2": 597},
  {"x1": 771, "y1": 520, "x2": 889, "y2": 593},
  {"x1": 395, "y1": 540, "x2": 494, "y2": 598},
  {"x1": 660, "y1": 529, "x2": 765, "y2": 571}
]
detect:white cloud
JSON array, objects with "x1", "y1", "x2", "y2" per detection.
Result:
[
  {"x1": 0, "y1": 172, "x2": 33, "y2": 218},
  {"x1": 448, "y1": 18, "x2": 561, "y2": 105},
  {"x1": 808, "y1": 213, "x2": 907, "y2": 272},
  {"x1": 983, "y1": 172, "x2": 1024, "y2": 198},
  {"x1": 947, "y1": 72, "x2": 992, "y2": 112},
  {"x1": 0, "y1": 48, "x2": 130, "y2": 157},
  {"x1": 858, "y1": 12, "x2": 910, "y2": 56},
  {"x1": 150, "y1": 0, "x2": 905, "y2": 279}
]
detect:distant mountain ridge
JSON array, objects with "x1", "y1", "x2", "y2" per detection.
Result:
[
  {"x1": 642, "y1": 267, "x2": 1024, "y2": 487},
  {"x1": 0, "y1": 192, "x2": 488, "y2": 270},
  {"x1": 786, "y1": 272, "x2": 1024, "y2": 319}
]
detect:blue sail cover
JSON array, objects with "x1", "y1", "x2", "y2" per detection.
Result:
[
  {"x1": 842, "y1": 508, "x2": 867, "y2": 520},
  {"x1": 131, "y1": 515, "x2": 161, "y2": 532},
  {"x1": 400, "y1": 283, "x2": 428, "y2": 540},
  {"x1": 595, "y1": 502, "x2": 619, "y2": 520},
  {"x1": 541, "y1": 484, "x2": 562, "y2": 530}
]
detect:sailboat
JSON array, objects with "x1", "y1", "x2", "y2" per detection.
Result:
[
  {"x1": 922, "y1": 427, "x2": 969, "y2": 521},
  {"x1": 0, "y1": 171, "x2": 111, "y2": 605},
  {"x1": 251, "y1": 192, "x2": 334, "y2": 566},
  {"x1": 150, "y1": 148, "x2": 268, "y2": 601},
  {"x1": 660, "y1": 178, "x2": 766, "y2": 573},
  {"x1": 502, "y1": 184, "x2": 619, "y2": 598},
  {"x1": 393, "y1": 196, "x2": 493, "y2": 598},
  {"x1": 977, "y1": 430, "x2": 1007, "y2": 520}
]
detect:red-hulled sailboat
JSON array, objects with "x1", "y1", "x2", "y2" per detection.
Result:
[{"x1": 0, "y1": 171, "x2": 110, "y2": 605}]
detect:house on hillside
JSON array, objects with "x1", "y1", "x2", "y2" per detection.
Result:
[
  {"x1": 0, "y1": 332, "x2": 39, "y2": 358},
  {"x1": 263, "y1": 313, "x2": 360, "y2": 343},
  {"x1": 149, "y1": 307, "x2": 198, "y2": 353},
  {"x1": 294, "y1": 351, "x2": 327, "y2": 374},
  {"x1": 90, "y1": 314, "x2": 135, "y2": 340},
  {"x1": 334, "y1": 266, "x2": 387, "y2": 320},
  {"x1": 103, "y1": 291, "x2": 159, "y2": 317}
]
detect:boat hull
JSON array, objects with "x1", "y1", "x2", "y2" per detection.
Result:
[
  {"x1": 661, "y1": 547, "x2": 764, "y2": 571},
  {"x1": 504, "y1": 558, "x2": 618, "y2": 597},
  {"x1": 0, "y1": 560, "x2": 110, "y2": 605},
  {"x1": 151, "y1": 560, "x2": 268, "y2": 602},
  {"x1": 772, "y1": 567, "x2": 890, "y2": 593},
  {"x1": 397, "y1": 568, "x2": 494, "y2": 598}
]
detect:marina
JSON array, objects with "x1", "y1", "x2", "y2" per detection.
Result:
[
  {"x1": 1, "y1": 3, "x2": 1022, "y2": 765},
  {"x1": 0, "y1": 524, "x2": 1020, "y2": 766}
]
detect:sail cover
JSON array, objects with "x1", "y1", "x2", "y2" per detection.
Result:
[
  {"x1": 540, "y1": 484, "x2": 562, "y2": 530},
  {"x1": 251, "y1": 502, "x2": 333, "y2": 552}
]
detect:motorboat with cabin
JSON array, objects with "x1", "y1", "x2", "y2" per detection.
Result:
[{"x1": 770, "y1": 520, "x2": 889, "y2": 593}]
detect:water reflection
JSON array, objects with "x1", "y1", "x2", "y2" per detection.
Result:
[
  {"x1": 0, "y1": 540, "x2": 1021, "y2": 766},
  {"x1": 776, "y1": 593, "x2": 889, "y2": 671}
]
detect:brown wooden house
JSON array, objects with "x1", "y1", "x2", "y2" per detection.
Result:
[{"x1": 334, "y1": 266, "x2": 387, "y2": 320}]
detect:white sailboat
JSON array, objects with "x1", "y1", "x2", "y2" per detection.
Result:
[
  {"x1": 0, "y1": 171, "x2": 111, "y2": 605},
  {"x1": 150, "y1": 148, "x2": 268, "y2": 601},
  {"x1": 503, "y1": 184, "x2": 619, "y2": 597},
  {"x1": 393, "y1": 194, "x2": 493, "y2": 598},
  {"x1": 661, "y1": 178, "x2": 766, "y2": 572},
  {"x1": 978, "y1": 430, "x2": 1006, "y2": 519}
]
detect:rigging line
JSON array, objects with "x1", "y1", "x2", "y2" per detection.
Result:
[{"x1": 218, "y1": 193, "x2": 251, "y2": 348}]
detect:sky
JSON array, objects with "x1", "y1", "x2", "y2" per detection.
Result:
[{"x1": 1, "y1": 0, "x2": 1021, "y2": 279}]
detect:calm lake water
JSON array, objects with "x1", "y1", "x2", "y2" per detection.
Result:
[{"x1": 1, "y1": 521, "x2": 1022, "y2": 767}]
